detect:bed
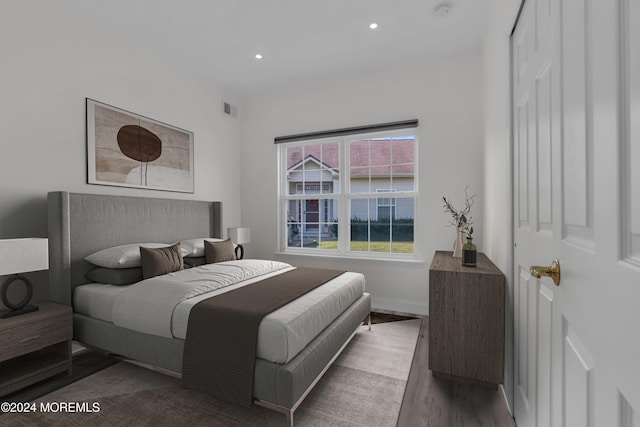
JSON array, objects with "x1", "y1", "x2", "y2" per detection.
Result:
[{"x1": 47, "y1": 191, "x2": 371, "y2": 426}]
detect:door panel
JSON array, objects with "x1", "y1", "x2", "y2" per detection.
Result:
[
  {"x1": 536, "y1": 285, "x2": 553, "y2": 427},
  {"x1": 561, "y1": 0, "x2": 593, "y2": 245},
  {"x1": 536, "y1": 61, "x2": 553, "y2": 232},
  {"x1": 517, "y1": 94, "x2": 531, "y2": 228},
  {"x1": 563, "y1": 324, "x2": 593, "y2": 427},
  {"x1": 560, "y1": 0, "x2": 587, "y2": 225},
  {"x1": 516, "y1": 266, "x2": 535, "y2": 416},
  {"x1": 619, "y1": 394, "x2": 636, "y2": 427},
  {"x1": 626, "y1": 0, "x2": 640, "y2": 264}
]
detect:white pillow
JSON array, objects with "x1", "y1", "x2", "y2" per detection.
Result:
[
  {"x1": 85, "y1": 243, "x2": 188, "y2": 268},
  {"x1": 179, "y1": 238, "x2": 236, "y2": 258}
]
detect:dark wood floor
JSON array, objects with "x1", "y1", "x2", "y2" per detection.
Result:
[
  {"x1": 397, "y1": 316, "x2": 516, "y2": 427},
  {"x1": 3, "y1": 350, "x2": 116, "y2": 403},
  {"x1": 6, "y1": 315, "x2": 516, "y2": 426}
]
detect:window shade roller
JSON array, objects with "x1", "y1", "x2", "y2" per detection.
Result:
[{"x1": 274, "y1": 119, "x2": 418, "y2": 144}]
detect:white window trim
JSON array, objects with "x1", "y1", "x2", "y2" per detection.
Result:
[
  {"x1": 295, "y1": 183, "x2": 331, "y2": 194},
  {"x1": 376, "y1": 188, "x2": 398, "y2": 220},
  {"x1": 278, "y1": 129, "x2": 418, "y2": 260}
]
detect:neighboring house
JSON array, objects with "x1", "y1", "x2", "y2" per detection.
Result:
[
  {"x1": 287, "y1": 154, "x2": 339, "y2": 240},
  {"x1": 286, "y1": 138, "x2": 415, "y2": 244}
]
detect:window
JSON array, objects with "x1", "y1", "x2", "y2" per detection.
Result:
[
  {"x1": 278, "y1": 125, "x2": 417, "y2": 258},
  {"x1": 376, "y1": 189, "x2": 397, "y2": 220}
]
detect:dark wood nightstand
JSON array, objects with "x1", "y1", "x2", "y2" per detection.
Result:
[
  {"x1": 0, "y1": 302, "x2": 72, "y2": 397},
  {"x1": 428, "y1": 251, "x2": 506, "y2": 387}
]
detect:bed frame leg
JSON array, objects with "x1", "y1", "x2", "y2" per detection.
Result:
[
  {"x1": 254, "y1": 399, "x2": 295, "y2": 426},
  {"x1": 367, "y1": 313, "x2": 372, "y2": 331}
]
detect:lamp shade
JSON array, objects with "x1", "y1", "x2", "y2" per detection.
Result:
[
  {"x1": 0, "y1": 238, "x2": 49, "y2": 276},
  {"x1": 228, "y1": 227, "x2": 250, "y2": 245}
]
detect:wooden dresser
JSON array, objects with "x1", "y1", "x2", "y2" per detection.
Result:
[
  {"x1": 428, "y1": 250, "x2": 505, "y2": 387},
  {"x1": 0, "y1": 302, "x2": 72, "y2": 397}
]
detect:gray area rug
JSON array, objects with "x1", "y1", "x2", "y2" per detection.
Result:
[{"x1": 2, "y1": 319, "x2": 420, "y2": 426}]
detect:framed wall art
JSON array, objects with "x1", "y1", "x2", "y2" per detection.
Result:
[{"x1": 86, "y1": 98, "x2": 194, "y2": 193}]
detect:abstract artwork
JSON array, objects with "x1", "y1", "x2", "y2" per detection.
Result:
[{"x1": 86, "y1": 99, "x2": 194, "y2": 193}]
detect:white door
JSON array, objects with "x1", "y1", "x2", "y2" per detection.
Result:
[{"x1": 512, "y1": 1, "x2": 640, "y2": 426}]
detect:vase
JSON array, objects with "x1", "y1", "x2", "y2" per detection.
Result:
[
  {"x1": 462, "y1": 237, "x2": 477, "y2": 267},
  {"x1": 452, "y1": 226, "x2": 465, "y2": 258}
]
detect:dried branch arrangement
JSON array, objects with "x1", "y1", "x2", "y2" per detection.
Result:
[{"x1": 442, "y1": 186, "x2": 476, "y2": 239}]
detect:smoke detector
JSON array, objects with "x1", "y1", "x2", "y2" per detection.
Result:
[{"x1": 434, "y1": 2, "x2": 451, "y2": 17}]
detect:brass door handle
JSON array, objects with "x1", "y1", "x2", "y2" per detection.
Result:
[{"x1": 530, "y1": 259, "x2": 561, "y2": 286}]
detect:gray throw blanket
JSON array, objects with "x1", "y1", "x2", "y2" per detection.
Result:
[{"x1": 182, "y1": 267, "x2": 346, "y2": 407}]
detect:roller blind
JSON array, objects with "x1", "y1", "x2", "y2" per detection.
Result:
[{"x1": 274, "y1": 119, "x2": 418, "y2": 144}]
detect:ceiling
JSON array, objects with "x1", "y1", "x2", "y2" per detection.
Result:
[{"x1": 70, "y1": 0, "x2": 490, "y2": 96}]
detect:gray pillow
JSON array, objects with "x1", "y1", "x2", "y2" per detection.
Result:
[
  {"x1": 183, "y1": 256, "x2": 207, "y2": 268},
  {"x1": 84, "y1": 243, "x2": 168, "y2": 268},
  {"x1": 140, "y1": 243, "x2": 184, "y2": 279},
  {"x1": 204, "y1": 238, "x2": 236, "y2": 264},
  {"x1": 85, "y1": 267, "x2": 143, "y2": 286}
]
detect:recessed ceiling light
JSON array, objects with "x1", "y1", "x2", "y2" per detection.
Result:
[
  {"x1": 369, "y1": 22, "x2": 378, "y2": 30},
  {"x1": 255, "y1": 54, "x2": 263, "y2": 60}
]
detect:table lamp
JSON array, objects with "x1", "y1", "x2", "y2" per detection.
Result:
[
  {"x1": 228, "y1": 227, "x2": 250, "y2": 260},
  {"x1": 0, "y1": 238, "x2": 48, "y2": 318}
]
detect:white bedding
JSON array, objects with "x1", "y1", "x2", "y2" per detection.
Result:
[{"x1": 74, "y1": 259, "x2": 365, "y2": 363}]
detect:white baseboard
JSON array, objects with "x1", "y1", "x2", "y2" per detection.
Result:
[{"x1": 371, "y1": 295, "x2": 428, "y2": 316}]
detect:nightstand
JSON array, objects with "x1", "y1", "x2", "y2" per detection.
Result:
[
  {"x1": 428, "y1": 251, "x2": 506, "y2": 387},
  {"x1": 0, "y1": 302, "x2": 72, "y2": 397}
]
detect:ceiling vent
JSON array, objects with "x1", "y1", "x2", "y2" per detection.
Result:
[
  {"x1": 223, "y1": 101, "x2": 237, "y2": 117},
  {"x1": 434, "y1": 2, "x2": 451, "y2": 17}
]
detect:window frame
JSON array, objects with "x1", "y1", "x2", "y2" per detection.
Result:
[
  {"x1": 278, "y1": 128, "x2": 418, "y2": 260},
  {"x1": 376, "y1": 188, "x2": 398, "y2": 220}
]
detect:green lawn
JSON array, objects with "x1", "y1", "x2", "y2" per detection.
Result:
[{"x1": 316, "y1": 241, "x2": 414, "y2": 253}]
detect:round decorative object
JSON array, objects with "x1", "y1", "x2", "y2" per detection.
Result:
[
  {"x1": 235, "y1": 244, "x2": 245, "y2": 260},
  {"x1": 117, "y1": 125, "x2": 162, "y2": 162},
  {"x1": 1, "y1": 274, "x2": 34, "y2": 310}
]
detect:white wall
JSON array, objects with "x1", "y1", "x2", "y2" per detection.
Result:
[
  {"x1": 241, "y1": 53, "x2": 484, "y2": 315},
  {"x1": 481, "y1": 0, "x2": 524, "y2": 413},
  {"x1": 0, "y1": 2, "x2": 244, "y2": 307}
]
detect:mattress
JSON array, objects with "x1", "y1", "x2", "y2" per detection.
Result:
[{"x1": 74, "y1": 262, "x2": 365, "y2": 364}]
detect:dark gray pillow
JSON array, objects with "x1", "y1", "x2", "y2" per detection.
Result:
[
  {"x1": 183, "y1": 256, "x2": 207, "y2": 268},
  {"x1": 204, "y1": 238, "x2": 236, "y2": 264},
  {"x1": 85, "y1": 267, "x2": 143, "y2": 286},
  {"x1": 140, "y1": 243, "x2": 184, "y2": 280}
]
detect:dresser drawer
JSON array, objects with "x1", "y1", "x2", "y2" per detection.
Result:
[{"x1": 0, "y1": 313, "x2": 72, "y2": 362}]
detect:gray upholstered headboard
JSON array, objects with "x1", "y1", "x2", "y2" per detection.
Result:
[{"x1": 47, "y1": 191, "x2": 222, "y2": 306}]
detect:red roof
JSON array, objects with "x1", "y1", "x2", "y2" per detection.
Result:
[{"x1": 286, "y1": 138, "x2": 414, "y2": 175}]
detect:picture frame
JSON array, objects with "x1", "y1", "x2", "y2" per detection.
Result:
[{"x1": 86, "y1": 98, "x2": 194, "y2": 193}]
